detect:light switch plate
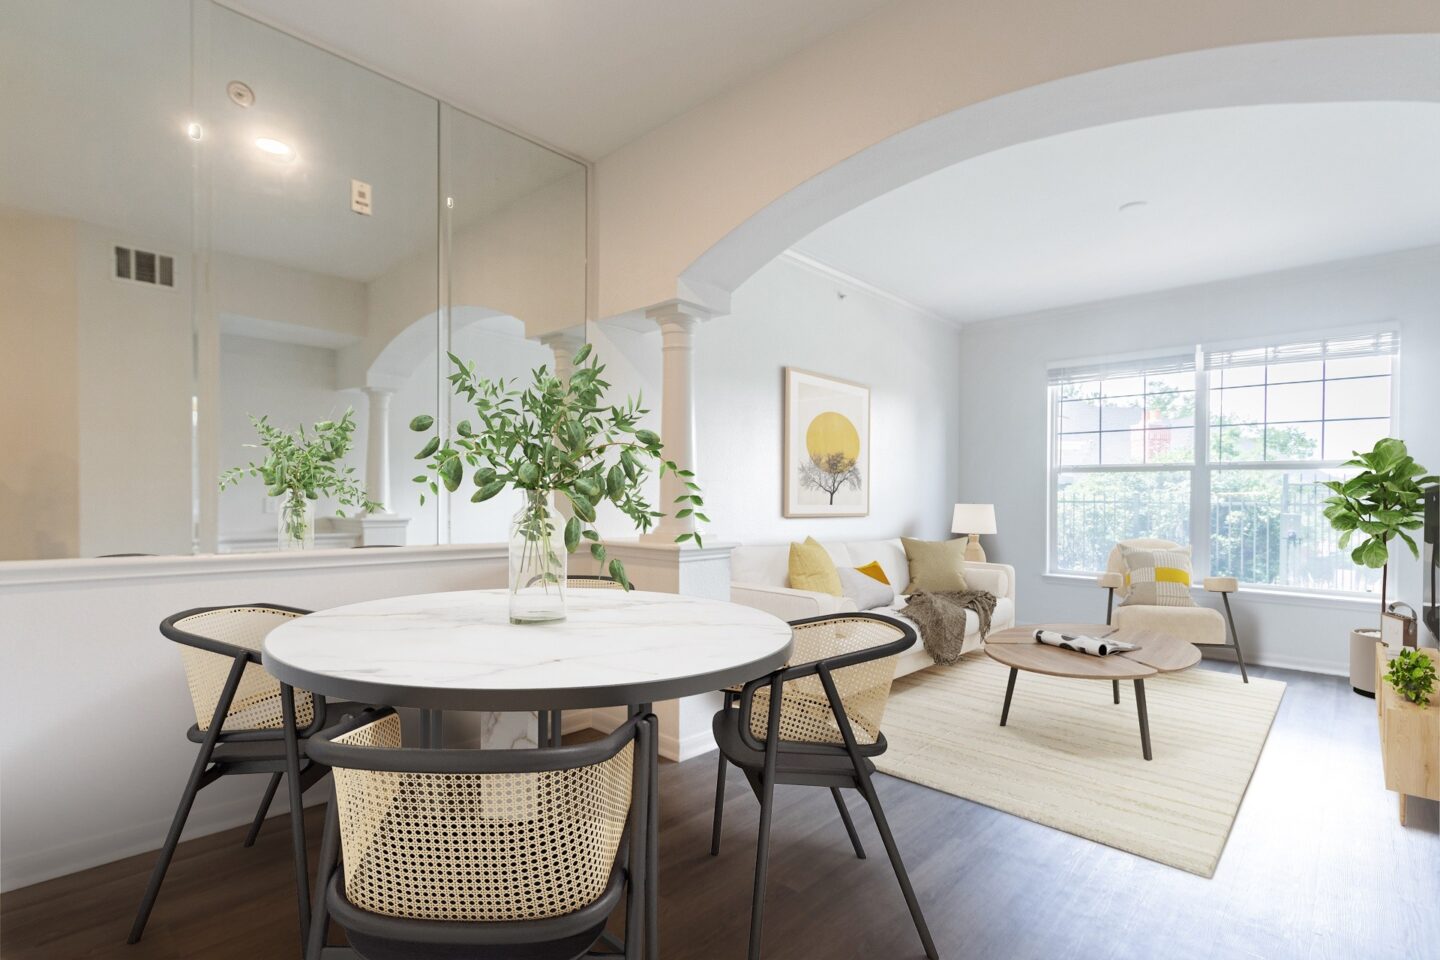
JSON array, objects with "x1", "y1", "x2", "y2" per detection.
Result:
[{"x1": 351, "y1": 179, "x2": 372, "y2": 216}]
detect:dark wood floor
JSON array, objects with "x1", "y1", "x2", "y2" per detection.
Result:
[{"x1": 3, "y1": 663, "x2": 1436, "y2": 960}]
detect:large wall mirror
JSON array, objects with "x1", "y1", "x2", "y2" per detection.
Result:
[{"x1": 0, "y1": 0, "x2": 586, "y2": 561}]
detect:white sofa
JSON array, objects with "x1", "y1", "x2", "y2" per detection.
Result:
[{"x1": 730, "y1": 537, "x2": 1016, "y2": 678}]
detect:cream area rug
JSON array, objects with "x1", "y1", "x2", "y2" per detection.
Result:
[{"x1": 874, "y1": 655, "x2": 1285, "y2": 877}]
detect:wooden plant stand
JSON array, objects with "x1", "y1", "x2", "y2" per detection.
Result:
[{"x1": 1375, "y1": 645, "x2": 1440, "y2": 825}]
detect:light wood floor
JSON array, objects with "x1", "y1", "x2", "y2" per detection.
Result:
[{"x1": 3, "y1": 663, "x2": 1436, "y2": 960}]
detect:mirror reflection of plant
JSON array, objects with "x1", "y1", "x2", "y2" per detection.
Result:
[
  {"x1": 409, "y1": 344, "x2": 705, "y2": 589},
  {"x1": 219, "y1": 409, "x2": 379, "y2": 542},
  {"x1": 1384, "y1": 648, "x2": 1436, "y2": 707},
  {"x1": 1322, "y1": 437, "x2": 1438, "y2": 618}
]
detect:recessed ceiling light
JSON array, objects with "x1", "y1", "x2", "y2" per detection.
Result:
[
  {"x1": 1118, "y1": 200, "x2": 1149, "y2": 214},
  {"x1": 255, "y1": 137, "x2": 294, "y2": 159},
  {"x1": 185, "y1": 122, "x2": 203, "y2": 141}
]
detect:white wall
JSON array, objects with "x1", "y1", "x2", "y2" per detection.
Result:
[
  {"x1": 957, "y1": 246, "x2": 1440, "y2": 674},
  {"x1": 589, "y1": 253, "x2": 963, "y2": 548},
  {"x1": 75, "y1": 221, "x2": 194, "y2": 557},
  {"x1": 0, "y1": 547, "x2": 511, "y2": 892},
  {"x1": 0, "y1": 207, "x2": 80, "y2": 560}
]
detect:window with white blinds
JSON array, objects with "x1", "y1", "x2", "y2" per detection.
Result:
[{"x1": 1049, "y1": 331, "x2": 1399, "y2": 595}]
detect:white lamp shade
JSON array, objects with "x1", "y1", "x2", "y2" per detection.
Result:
[{"x1": 951, "y1": 503, "x2": 996, "y2": 535}]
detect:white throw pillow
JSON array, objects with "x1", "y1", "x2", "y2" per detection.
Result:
[{"x1": 837, "y1": 566, "x2": 895, "y2": 610}]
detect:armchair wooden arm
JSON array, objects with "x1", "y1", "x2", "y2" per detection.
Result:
[{"x1": 1096, "y1": 572, "x2": 1124, "y2": 624}]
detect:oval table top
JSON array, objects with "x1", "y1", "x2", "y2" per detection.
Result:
[
  {"x1": 985, "y1": 623, "x2": 1201, "y2": 680},
  {"x1": 263, "y1": 589, "x2": 795, "y2": 712}
]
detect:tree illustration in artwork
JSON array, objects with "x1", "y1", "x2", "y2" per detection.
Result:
[{"x1": 799, "y1": 411, "x2": 862, "y2": 505}]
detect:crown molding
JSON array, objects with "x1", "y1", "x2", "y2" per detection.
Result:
[{"x1": 778, "y1": 250, "x2": 957, "y2": 328}]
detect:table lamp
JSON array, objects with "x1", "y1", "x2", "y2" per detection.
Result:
[{"x1": 951, "y1": 503, "x2": 997, "y2": 563}]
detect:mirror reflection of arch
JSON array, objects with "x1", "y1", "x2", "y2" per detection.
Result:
[{"x1": 0, "y1": 0, "x2": 588, "y2": 560}]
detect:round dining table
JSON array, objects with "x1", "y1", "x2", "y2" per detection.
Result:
[{"x1": 263, "y1": 587, "x2": 794, "y2": 960}]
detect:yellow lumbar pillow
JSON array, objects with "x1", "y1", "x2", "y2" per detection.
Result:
[
  {"x1": 788, "y1": 536, "x2": 842, "y2": 596},
  {"x1": 854, "y1": 560, "x2": 890, "y2": 585}
]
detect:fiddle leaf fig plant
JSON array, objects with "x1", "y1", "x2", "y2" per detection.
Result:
[
  {"x1": 219, "y1": 409, "x2": 380, "y2": 544},
  {"x1": 1384, "y1": 648, "x2": 1436, "y2": 707},
  {"x1": 1321, "y1": 437, "x2": 1438, "y2": 617},
  {"x1": 410, "y1": 344, "x2": 706, "y2": 589}
]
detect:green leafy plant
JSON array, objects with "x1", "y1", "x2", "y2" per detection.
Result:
[
  {"x1": 1384, "y1": 648, "x2": 1436, "y2": 707},
  {"x1": 409, "y1": 344, "x2": 705, "y2": 589},
  {"x1": 1321, "y1": 437, "x2": 1438, "y2": 617},
  {"x1": 219, "y1": 409, "x2": 379, "y2": 543}
]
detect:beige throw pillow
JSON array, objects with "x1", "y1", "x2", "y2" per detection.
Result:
[
  {"x1": 901, "y1": 537, "x2": 969, "y2": 594},
  {"x1": 788, "y1": 536, "x2": 843, "y2": 596},
  {"x1": 1118, "y1": 544, "x2": 1197, "y2": 607}
]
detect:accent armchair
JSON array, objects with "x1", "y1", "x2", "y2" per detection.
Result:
[{"x1": 1098, "y1": 538, "x2": 1249, "y2": 683}]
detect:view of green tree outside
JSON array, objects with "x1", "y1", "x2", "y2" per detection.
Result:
[{"x1": 1053, "y1": 355, "x2": 1390, "y2": 593}]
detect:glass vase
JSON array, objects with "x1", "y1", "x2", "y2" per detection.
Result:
[
  {"x1": 509, "y1": 490, "x2": 567, "y2": 624},
  {"x1": 277, "y1": 491, "x2": 315, "y2": 551}
]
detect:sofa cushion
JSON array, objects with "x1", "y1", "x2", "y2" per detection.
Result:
[
  {"x1": 901, "y1": 537, "x2": 970, "y2": 594},
  {"x1": 837, "y1": 566, "x2": 895, "y2": 610},
  {"x1": 789, "y1": 537, "x2": 843, "y2": 596},
  {"x1": 876, "y1": 596, "x2": 1015, "y2": 641},
  {"x1": 843, "y1": 539, "x2": 909, "y2": 595}
]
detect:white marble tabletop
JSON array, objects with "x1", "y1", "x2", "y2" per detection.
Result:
[{"x1": 262, "y1": 589, "x2": 794, "y2": 711}]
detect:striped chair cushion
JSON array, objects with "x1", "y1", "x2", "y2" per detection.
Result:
[{"x1": 1118, "y1": 544, "x2": 1196, "y2": 607}]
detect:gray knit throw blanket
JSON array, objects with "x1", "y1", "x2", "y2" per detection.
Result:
[{"x1": 900, "y1": 589, "x2": 998, "y2": 664}]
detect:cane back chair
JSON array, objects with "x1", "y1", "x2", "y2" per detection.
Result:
[
  {"x1": 129, "y1": 604, "x2": 344, "y2": 950},
  {"x1": 711, "y1": 612, "x2": 938, "y2": 960},
  {"x1": 533, "y1": 575, "x2": 632, "y2": 749},
  {"x1": 304, "y1": 707, "x2": 654, "y2": 960}
]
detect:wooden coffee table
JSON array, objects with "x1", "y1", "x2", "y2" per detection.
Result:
[{"x1": 985, "y1": 622, "x2": 1201, "y2": 760}]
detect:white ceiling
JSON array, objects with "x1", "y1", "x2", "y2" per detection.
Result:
[
  {"x1": 222, "y1": 0, "x2": 891, "y2": 159},
  {"x1": 792, "y1": 102, "x2": 1440, "y2": 325}
]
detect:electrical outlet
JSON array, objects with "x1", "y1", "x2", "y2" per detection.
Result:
[
  {"x1": 351, "y1": 179, "x2": 372, "y2": 216},
  {"x1": 262, "y1": 496, "x2": 279, "y2": 515}
]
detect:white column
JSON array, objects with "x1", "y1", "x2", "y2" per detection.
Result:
[
  {"x1": 363, "y1": 386, "x2": 394, "y2": 514},
  {"x1": 643, "y1": 300, "x2": 710, "y2": 542},
  {"x1": 539, "y1": 331, "x2": 585, "y2": 384}
]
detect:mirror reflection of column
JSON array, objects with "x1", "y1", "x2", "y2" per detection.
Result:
[{"x1": 439, "y1": 104, "x2": 587, "y2": 547}]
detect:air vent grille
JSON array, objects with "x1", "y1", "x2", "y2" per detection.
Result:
[{"x1": 113, "y1": 245, "x2": 175, "y2": 288}]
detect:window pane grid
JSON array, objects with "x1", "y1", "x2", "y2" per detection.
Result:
[{"x1": 1051, "y1": 346, "x2": 1395, "y2": 592}]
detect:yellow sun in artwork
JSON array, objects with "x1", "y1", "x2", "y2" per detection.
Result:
[{"x1": 805, "y1": 411, "x2": 860, "y2": 462}]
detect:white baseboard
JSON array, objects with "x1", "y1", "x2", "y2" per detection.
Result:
[
  {"x1": 0, "y1": 789, "x2": 326, "y2": 893},
  {"x1": 1201, "y1": 647, "x2": 1347, "y2": 678}
]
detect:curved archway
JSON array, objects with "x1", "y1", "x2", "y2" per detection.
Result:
[{"x1": 678, "y1": 35, "x2": 1440, "y2": 306}]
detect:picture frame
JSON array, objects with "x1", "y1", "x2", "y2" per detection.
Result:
[{"x1": 783, "y1": 367, "x2": 871, "y2": 518}]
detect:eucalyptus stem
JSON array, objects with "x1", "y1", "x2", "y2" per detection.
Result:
[{"x1": 410, "y1": 344, "x2": 708, "y2": 589}]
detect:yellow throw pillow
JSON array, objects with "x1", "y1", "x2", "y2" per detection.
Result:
[
  {"x1": 854, "y1": 560, "x2": 890, "y2": 585},
  {"x1": 788, "y1": 536, "x2": 842, "y2": 596},
  {"x1": 1118, "y1": 544, "x2": 1196, "y2": 607},
  {"x1": 901, "y1": 537, "x2": 970, "y2": 594}
]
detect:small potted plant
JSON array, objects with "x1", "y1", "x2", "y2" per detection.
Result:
[
  {"x1": 1321, "y1": 437, "x2": 1438, "y2": 695},
  {"x1": 220, "y1": 409, "x2": 379, "y2": 550},
  {"x1": 1384, "y1": 649, "x2": 1436, "y2": 707},
  {"x1": 410, "y1": 344, "x2": 704, "y2": 624}
]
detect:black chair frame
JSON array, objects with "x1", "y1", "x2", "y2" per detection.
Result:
[
  {"x1": 712, "y1": 612, "x2": 939, "y2": 960},
  {"x1": 129, "y1": 603, "x2": 327, "y2": 954},
  {"x1": 304, "y1": 706, "x2": 656, "y2": 960}
]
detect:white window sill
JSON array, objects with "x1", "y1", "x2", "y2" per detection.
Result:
[{"x1": 1041, "y1": 573, "x2": 1379, "y2": 609}]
